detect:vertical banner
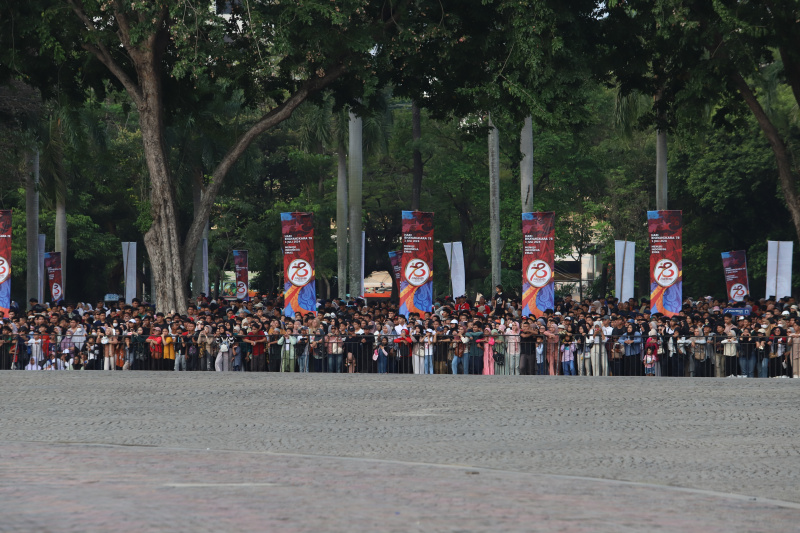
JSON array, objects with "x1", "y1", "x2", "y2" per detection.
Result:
[
  {"x1": 281, "y1": 212, "x2": 316, "y2": 317},
  {"x1": 614, "y1": 240, "x2": 635, "y2": 302},
  {"x1": 38, "y1": 234, "x2": 45, "y2": 304},
  {"x1": 443, "y1": 242, "x2": 466, "y2": 298},
  {"x1": 360, "y1": 231, "x2": 365, "y2": 297},
  {"x1": 388, "y1": 251, "x2": 402, "y2": 288},
  {"x1": 521, "y1": 212, "x2": 555, "y2": 317},
  {"x1": 648, "y1": 210, "x2": 682, "y2": 317},
  {"x1": 44, "y1": 252, "x2": 63, "y2": 303},
  {"x1": 721, "y1": 250, "x2": 749, "y2": 302},
  {"x1": 400, "y1": 211, "x2": 434, "y2": 317},
  {"x1": 766, "y1": 241, "x2": 793, "y2": 299},
  {"x1": 201, "y1": 238, "x2": 209, "y2": 295},
  {"x1": 0, "y1": 210, "x2": 11, "y2": 317},
  {"x1": 232, "y1": 250, "x2": 249, "y2": 302},
  {"x1": 122, "y1": 242, "x2": 137, "y2": 304}
]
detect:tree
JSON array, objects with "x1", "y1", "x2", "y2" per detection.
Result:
[
  {"x1": 4, "y1": 1, "x2": 419, "y2": 311},
  {"x1": 603, "y1": 0, "x2": 800, "y2": 242}
]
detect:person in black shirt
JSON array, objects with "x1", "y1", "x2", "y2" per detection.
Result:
[
  {"x1": 491, "y1": 285, "x2": 505, "y2": 316},
  {"x1": 519, "y1": 321, "x2": 536, "y2": 375}
]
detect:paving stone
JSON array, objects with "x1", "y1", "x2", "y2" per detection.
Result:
[{"x1": 1, "y1": 373, "x2": 799, "y2": 531}]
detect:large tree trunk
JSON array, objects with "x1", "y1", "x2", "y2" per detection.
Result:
[
  {"x1": 732, "y1": 71, "x2": 800, "y2": 242},
  {"x1": 55, "y1": 196, "x2": 67, "y2": 295},
  {"x1": 26, "y1": 149, "x2": 39, "y2": 306},
  {"x1": 410, "y1": 102, "x2": 423, "y2": 210},
  {"x1": 520, "y1": 116, "x2": 534, "y2": 212},
  {"x1": 138, "y1": 61, "x2": 187, "y2": 313},
  {"x1": 488, "y1": 115, "x2": 501, "y2": 288},
  {"x1": 336, "y1": 145, "x2": 348, "y2": 299},
  {"x1": 347, "y1": 111, "x2": 363, "y2": 298}
]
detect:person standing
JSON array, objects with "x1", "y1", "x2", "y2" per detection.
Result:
[
  {"x1": 422, "y1": 328, "x2": 435, "y2": 375},
  {"x1": 587, "y1": 324, "x2": 607, "y2": 376},
  {"x1": 518, "y1": 322, "x2": 536, "y2": 375},
  {"x1": 543, "y1": 323, "x2": 560, "y2": 375},
  {"x1": 506, "y1": 322, "x2": 521, "y2": 375},
  {"x1": 277, "y1": 329, "x2": 297, "y2": 372},
  {"x1": 480, "y1": 326, "x2": 495, "y2": 375},
  {"x1": 249, "y1": 325, "x2": 267, "y2": 372},
  {"x1": 621, "y1": 323, "x2": 642, "y2": 376},
  {"x1": 326, "y1": 326, "x2": 344, "y2": 373},
  {"x1": 102, "y1": 327, "x2": 118, "y2": 371},
  {"x1": 451, "y1": 326, "x2": 469, "y2": 375},
  {"x1": 465, "y1": 323, "x2": 484, "y2": 375},
  {"x1": 560, "y1": 334, "x2": 576, "y2": 376}
]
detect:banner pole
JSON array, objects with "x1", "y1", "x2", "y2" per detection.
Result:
[
  {"x1": 450, "y1": 242, "x2": 454, "y2": 298},
  {"x1": 774, "y1": 241, "x2": 780, "y2": 299},
  {"x1": 620, "y1": 240, "x2": 628, "y2": 301}
]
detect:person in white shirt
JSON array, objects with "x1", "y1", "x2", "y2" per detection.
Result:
[
  {"x1": 27, "y1": 333, "x2": 43, "y2": 366},
  {"x1": 25, "y1": 357, "x2": 41, "y2": 370}
]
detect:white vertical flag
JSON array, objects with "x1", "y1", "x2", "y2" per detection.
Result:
[
  {"x1": 615, "y1": 240, "x2": 635, "y2": 302},
  {"x1": 38, "y1": 234, "x2": 46, "y2": 303},
  {"x1": 122, "y1": 242, "x2": 137, "y2": 304},
  {"x1": 202, "y1": 238, "x2": 209, "y2": 295},
  {"x1": 766, "y1": 241, "x2": 793, "y2": 299},
  {"x1": 443, "y1": 242, "x2": 466, "y2": 298}
]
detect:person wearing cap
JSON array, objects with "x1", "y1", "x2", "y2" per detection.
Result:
[{"x1": 146, "y1": 326, "x2": 164, "y2": 370}]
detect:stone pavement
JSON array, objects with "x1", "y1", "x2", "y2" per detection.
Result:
[{"x1": 1, "y1": 373, "x2": 800, "y2": 531}]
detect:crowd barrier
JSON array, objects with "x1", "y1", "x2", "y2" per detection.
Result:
[{"x1": 1, "y1": 334, "x2": 797, "y2": 378}]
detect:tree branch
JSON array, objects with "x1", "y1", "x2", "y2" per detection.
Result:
[
  {"x1": 180, "y1": 60, "x2": 349, "y2": 278},
  {"x1": 731, "y1": 69, "x2": 800, "y2": 240},
  {"x1": 66, "y1": 0, "x2": 143, "y2": 106}
]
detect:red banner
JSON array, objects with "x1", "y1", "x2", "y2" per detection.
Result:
[
  {"x1": 232, "y1": 250, "x2": 249, "y2": 301},
  {"x1": 44, "y1": 252, "x2": 63, "y2": 303},
  {"x1": 400, "y1": 211, "x2": 433, "y2": 317},
  {"x1": 281, "y1": 212, "x2": 316, "y2": 317},
  {"x1": 648, "y1": 210, "x2": 682, "y2": 317},
  {"x1": 0, "y1": 210, "x2": 10, "y2": 318},
  {"x1": 721, "y1": 250, "x2": 749, "y2": 302},
  {"x1": 521, "y1": 212, "x2": 555, "y2": 317},
  {"x1": 388, "y1": 251, "x2": 402, "y2": 288}
]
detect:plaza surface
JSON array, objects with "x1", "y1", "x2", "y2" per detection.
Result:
[{"x1": 1, "y1": 373, "x2": 799, "y2": 532}]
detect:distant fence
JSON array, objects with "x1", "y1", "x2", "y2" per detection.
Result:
[{"x1": 1, "y1": 334, "x2": 796, "y2": 378}]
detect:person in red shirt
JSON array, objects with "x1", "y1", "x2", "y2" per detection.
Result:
[
  {"x1": 475, "y1": 296, "x2": 491, "y2": 318},
  {"x1": 454, "y1": 295, "x2": 470, "y2": 312},
  {"x1": 246, "y1": 326, "x2": 267, "y2": 372},
  {"x1": 146, "y1": 326, "x2": 163, "y2": 370},
  {"x1": 393, "y1": 329, "x2": 413, "y2": 373}
]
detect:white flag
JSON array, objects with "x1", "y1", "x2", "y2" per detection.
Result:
[
  {"x1": 615, "y1": 240, "x2": 635, "y2": 302},
  {"x1": 122, "y1": 242, "x2": 137, "y2": 304},
  {"x1": 443, "y1": 242, "x2": 466, "y2": 298},
  {"x1": 766, "y1": 241, "x2": 793, "y2": 299}
]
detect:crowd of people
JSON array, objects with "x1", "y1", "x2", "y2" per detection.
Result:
[{"x1": 1, "y1": 286, "x2": 799, "y2": 378}]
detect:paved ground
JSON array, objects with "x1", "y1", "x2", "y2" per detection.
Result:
[{"x1": 1, "y1": 373, "x2": 799, "y2": 531}]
